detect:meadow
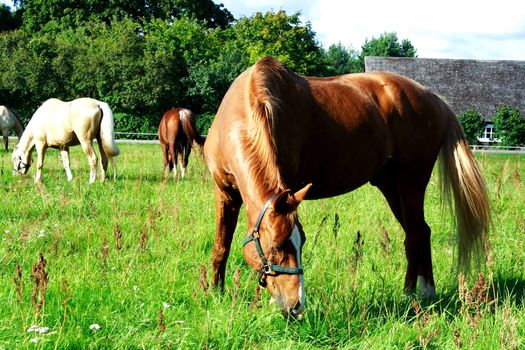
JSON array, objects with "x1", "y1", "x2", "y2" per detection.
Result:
[{"x1": 0, "y1": 143, "x2": 524, "y2": 349}]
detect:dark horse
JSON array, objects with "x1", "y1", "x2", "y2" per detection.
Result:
[
  {"x1": 204, "y1": 57, "x2": 491, "y2": 319},
  {"x1": 158, "y1": 108, "x2": 205, "y2": 179},
  {"x1": 1, "y1": 105, "x2": 24, "y2": 152}
]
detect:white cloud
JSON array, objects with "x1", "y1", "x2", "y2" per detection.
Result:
[{"x1": 216, "y1": 0, "x2": 525, "y2": 60}]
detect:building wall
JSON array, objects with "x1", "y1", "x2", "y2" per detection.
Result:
[{"x1": 364, "y1": 57, "x2": 525, "y2": 121}]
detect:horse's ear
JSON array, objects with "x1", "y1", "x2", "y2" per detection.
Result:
[{"x1": 272, "y1": 183, "x2": 312, "y2": 214}]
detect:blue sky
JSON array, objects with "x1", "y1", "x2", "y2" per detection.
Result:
[{"x1": 2, "y1": 0, "x2": 524, "y2": 60}]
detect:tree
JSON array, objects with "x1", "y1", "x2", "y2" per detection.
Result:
[
  {"x1": 0, "y1": 4, "x2": 23, "y2": 31},
  {"x1": 359, "y1": 32, "x2": 416, "y2": 71},
  {"x1": 230, "y1": 10, "x2": 325, "y2": 76},
  {"x1": 14, "y1": 0, "x2": 233, "y2": 32},
  {"x1": 323, "y1": 42, "x2": 361, "y2": 75},
  {"x1": 493, "y1": 105, "x2": 525, "y2": 146},
  {"x1": 457, "y1": 110, "x2": 485, "y2": 145}
]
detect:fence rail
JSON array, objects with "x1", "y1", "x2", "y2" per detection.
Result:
[{"x1": 6, "y1": 136, "x2": 525, "y2": 152}]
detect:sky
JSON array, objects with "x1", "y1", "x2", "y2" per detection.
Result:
[
  {"x1": 213, "y1": 0, "x2": 525, "y2": 60},
  {"x1": 2, "y1": 0, "x2": 524, "y2": 60}
]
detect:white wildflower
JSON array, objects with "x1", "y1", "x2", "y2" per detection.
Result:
[
  {"x1": 162, "y1": 302, "x2": 170, "y2": 309},
  {"x1": 133, "y1": 285, "x2": 140, "y2": 292},
  {"x1": 89, "y1": 324, "x2": 100, "y2": 331},
  {"x1": 27, "y1": 325, "x2": 50, "y2": 334},
  {"x1": 29, "y1": 338, "x2": 40, "y2": 343}
]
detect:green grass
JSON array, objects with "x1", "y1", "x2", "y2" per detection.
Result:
[{"x1": 1, "y1": 144, "x2": 524, "y2": 349}]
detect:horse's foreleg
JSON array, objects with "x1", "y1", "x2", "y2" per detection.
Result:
[
  {"x1": 60, "y1": 148, "x2": 73, "y2": 181},
  {"x1": 81, "y1": 141, "x2": 98, "y2": 184},
  {"x1": 34, "y1": 144, "x2": 47, "y2": 183},
  {"x1": 212, "y1": 185, "x2": 242, "y2": 290}
]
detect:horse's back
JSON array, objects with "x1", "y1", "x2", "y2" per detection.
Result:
[
  {"x1": 30, "y1": 98, "x2": 103, "y2": 146},
  {"x1": 308, "y1": 72, "x2": 450, "y2": 158},
  {"x1": 0, "y1": 106, "x2": 14, "y2": 129}
]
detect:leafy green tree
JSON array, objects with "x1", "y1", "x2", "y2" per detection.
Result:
[
  {"x1": 493, "y1": 105, "x2": 525, "y2": 146},
  {"x1": 323, "y1": 42, "x2": 361, "y2": 75},
  {"x1": 359, "y1": 32, "x2": 416, "y2": 71},
  {"x1": 457, "y1": 110, "x2": 485, "y2": 145},
  {"x1": 14, "y1": 0, "x2": 233, "y2": 32},
  {"x1": 230, "y1": 10, "x2": 325, "y2": 75},
  {"x1": 0, "y1": 4, "x2": 23, "y2": 31}
]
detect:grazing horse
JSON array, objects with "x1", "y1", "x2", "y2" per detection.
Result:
[
  {"x1": 204, "y1": 57, "x2": 490, "y2": 319},
  {"x1": 158, "y1": 108, "x2": 205, "y2": 179},
  {"x1": 0, "y1": 106, "x2": 24, "y2": 152},
  {"x1": 12, "y1": 98, "x2": 120, "y2": 183}
]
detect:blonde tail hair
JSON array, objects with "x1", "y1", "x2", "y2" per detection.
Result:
[{"x1": 439, "y1": 108, "x2": 491, "y2": 270}]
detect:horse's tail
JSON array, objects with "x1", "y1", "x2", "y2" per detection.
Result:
[
  {"x1": 179, "y1": 109, "x2": 205, "y2": 146},
  {"x1": 439, "y1": 104, "x2": 491, "y2": 270},
  {"x1": 98, "y1": 102, "x2": 120, "y2": 157}
]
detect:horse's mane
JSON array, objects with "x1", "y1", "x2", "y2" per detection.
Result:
[{"x1": 243, "y1": 57, "x2": 293, "y2": 195}]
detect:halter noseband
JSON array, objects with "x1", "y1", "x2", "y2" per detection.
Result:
[
  {"x1": 14, "y1": 157, "x2": 29, "y2": 173},
  {"x1": 242, "y1": 193, "x2": 304, "y2": 287}
]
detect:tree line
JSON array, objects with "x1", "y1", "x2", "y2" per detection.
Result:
[{"x1": 0, "y1": 0, "x2": 416, "y2": 135}]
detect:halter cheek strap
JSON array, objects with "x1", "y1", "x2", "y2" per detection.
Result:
[
  {"x1": 14, "y1": 158, "x2": 29, "y2": 173},
  {"x1": 242, "y1": 193, "x2": 304, "y2": 287}
]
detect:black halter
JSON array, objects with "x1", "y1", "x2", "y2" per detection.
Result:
[
  {"x1": 14, "y1": 157, "x2": 29, "y2": 174},
  {"x1": 242, "y1": 193, "x2": 304, "y2": 287}
]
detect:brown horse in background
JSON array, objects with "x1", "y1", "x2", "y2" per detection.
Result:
[
  {"x1": 158, "y1": 108, "x2": 205, "y2": 179},
  {"x1": 204, "y1": 57, "x2": 490, "y2": 319}
]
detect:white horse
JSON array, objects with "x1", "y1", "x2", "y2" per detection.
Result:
[
  {"x1": 0, "y1": 106, "x2": 24, "y2": 152},
  {"x1": 12, "y1": 98, "x2": 120, "y2": 183}
]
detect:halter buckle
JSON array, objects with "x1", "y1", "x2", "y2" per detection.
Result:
[{"x1": 262, "y1": 264, "x2": 272, "y2": 274}]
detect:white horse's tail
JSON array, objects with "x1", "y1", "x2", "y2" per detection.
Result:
[{"x1": 98, "y1": 102, "x2": 120, "y2": 157}]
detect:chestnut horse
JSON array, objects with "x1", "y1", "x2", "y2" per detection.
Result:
[
  {"x1": 0, "y1": 106, "x2": 24, "y2": 152},
  {"x1": 158, "y1": 108, "x2": 205, "y2": 179},
  {"x1": 204, "y1": 57, "x2": 490, "y2": 319},
  {"x1": 12, "y1": 98, "x2": 119, "y2": 183}
]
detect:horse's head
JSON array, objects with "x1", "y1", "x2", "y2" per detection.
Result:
[
  {"x1": 12, "y1": 145, "x2": 31, "y2": 175},
  {"x1": 243, "y1": 184, "x2": 311, "y2": 320}
]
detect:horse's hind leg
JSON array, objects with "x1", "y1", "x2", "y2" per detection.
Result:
[
  {"x1": 60, "y1": 148, "x2": 73, "y2": 181},
  {"x1": 168, "y1": 142, "x2": 177, "y2": 179},
  {"x1": 97, "y1": 136, "x2": 109, "y2": 181},
  {"x1": 80, "y1": 140, "x2": 98, "y2": 183},
  {"x1": 160, "y1": 143, "x2": 170, "y2": 178},
  {"x1": 179, "y1": 144, "x2": 191, "y2": 178},
  {"x1": 212, "y1": 185, "x2": 242, "y2": 289},
  {"x1": 372, "y1": 164, "x2": 435, "y2": 298}
]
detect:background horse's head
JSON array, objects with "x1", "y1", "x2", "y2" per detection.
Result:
[
  {"x1": 12, "y1": 145, "x2": 32, "y2": 175},
  {"x1": 242, "y1": 184, "x2": 311, "y2": 319}
]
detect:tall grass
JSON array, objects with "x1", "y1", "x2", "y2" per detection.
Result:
[{"x1": 1, "y1": 145, "x2": 524, "y2": 349}]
